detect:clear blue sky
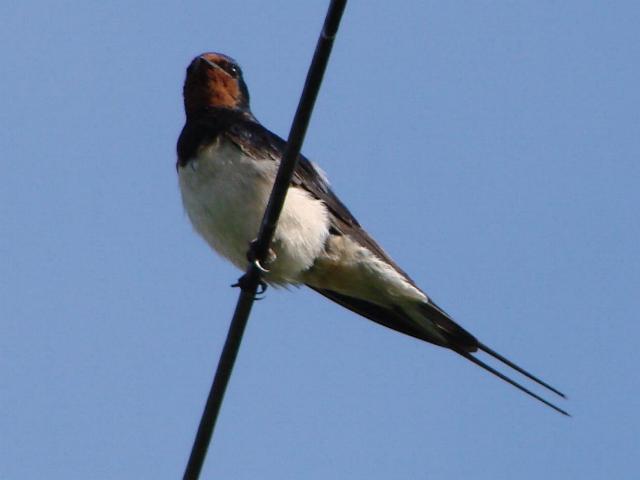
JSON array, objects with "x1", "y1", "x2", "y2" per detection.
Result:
[{"x1": 2, "y1": 1, "x2": 639, "y2": 478}]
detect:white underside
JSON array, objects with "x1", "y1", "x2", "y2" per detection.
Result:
[
  {"x1": 179, "y1": 139, "x2": 330, "y2": 284},
  {"x1": 178, "y1": 137, "x2": 428, "y2": 312}
]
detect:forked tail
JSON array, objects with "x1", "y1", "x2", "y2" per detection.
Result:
[{"x1": 311, "y1": 286, "x2": 569, "y2": 415}]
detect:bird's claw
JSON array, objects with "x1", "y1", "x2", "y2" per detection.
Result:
[
  {"x1": 254, "y1": 280, "x2": 268, "y2": 299},
  {"x1": 231, "y1": 274, "x2": 268, "y2": 300},
  {"x1": 229, "y1": 240, "x2": 275, "y2": 299},
  {"x1": 252, "y1": 258, "x2": 270, "y2": 273},
  {"x1": 246, "y1": 239, "x2": 276, "y2": 272}
]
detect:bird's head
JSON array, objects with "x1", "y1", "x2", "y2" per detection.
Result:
[{"x1": 182, "y1": 52, "x2": 251, "y2": 117}]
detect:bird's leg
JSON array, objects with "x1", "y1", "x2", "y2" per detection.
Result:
[
  {"x1": 231, "y1": 271, "x2": 268, "y2": 298},
  {"x1": 231, "y1": 239, "x2": 276, "y2": 298},
  {"x1": 245, "y1": 238, "x2": 277, "y2": 273}
]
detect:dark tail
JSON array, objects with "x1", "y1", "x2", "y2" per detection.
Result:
[
  {"x1": 478, "y1": 342, "x2": 566, "y2": 398},
  {"x1": 424, "y1": 298, "x2": 568, "y2": 415},
  {"x1": 309, "y1": 286, "x2": 569, "y2": 416},
  {"x1": 457, "y1": 349, "x2": 569, "y2": 416}
]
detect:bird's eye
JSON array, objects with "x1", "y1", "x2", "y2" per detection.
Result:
[{"x1": 227, "y1": 64, "x2": 240, "y2": 77}]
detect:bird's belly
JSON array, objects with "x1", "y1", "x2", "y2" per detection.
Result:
[
  {"x1": 304, "y1": 233, "x2": 428, "y2": 306},
  {"x1": 178, "y1": 141, "x2": 330, "y2": 284}
]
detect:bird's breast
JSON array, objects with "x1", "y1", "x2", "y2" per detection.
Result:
[{"x1": 178, "y1": 137, "x2": 330, "y2": 284}]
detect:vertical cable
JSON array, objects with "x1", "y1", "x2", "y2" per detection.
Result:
[{"x1": 183, "y1": 1, "x2": 348, "y2": 478}]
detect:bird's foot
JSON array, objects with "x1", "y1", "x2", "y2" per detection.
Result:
[
  {"x1": 246, "y1": 239, "x2": 276, "y2": 273},
  {"x1": 231, "y1": 273, "x2": 268, "y2": 300},
  {"x1": 229, "y1": 239, "x2": 276, "y2": 299}
]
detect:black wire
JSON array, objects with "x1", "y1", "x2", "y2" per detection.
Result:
[
  {"x1": 183, "y1": 2, "x2": 348, "y2": 479},
  {"x1": 251, "y1": 0, "x2": 348, "y2": 262}
]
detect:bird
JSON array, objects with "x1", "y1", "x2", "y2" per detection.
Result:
[{"x1": 177, "y1": 52, "x2": 568, "y2": 416}]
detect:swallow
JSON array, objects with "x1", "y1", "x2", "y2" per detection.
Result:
[{"x1": 177, "y1": 52, "x2": 568, "y2": 415}]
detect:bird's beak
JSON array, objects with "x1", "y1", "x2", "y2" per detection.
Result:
[{"x1": 198, "y1": 56, "x2": 223, "y2": 72}]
